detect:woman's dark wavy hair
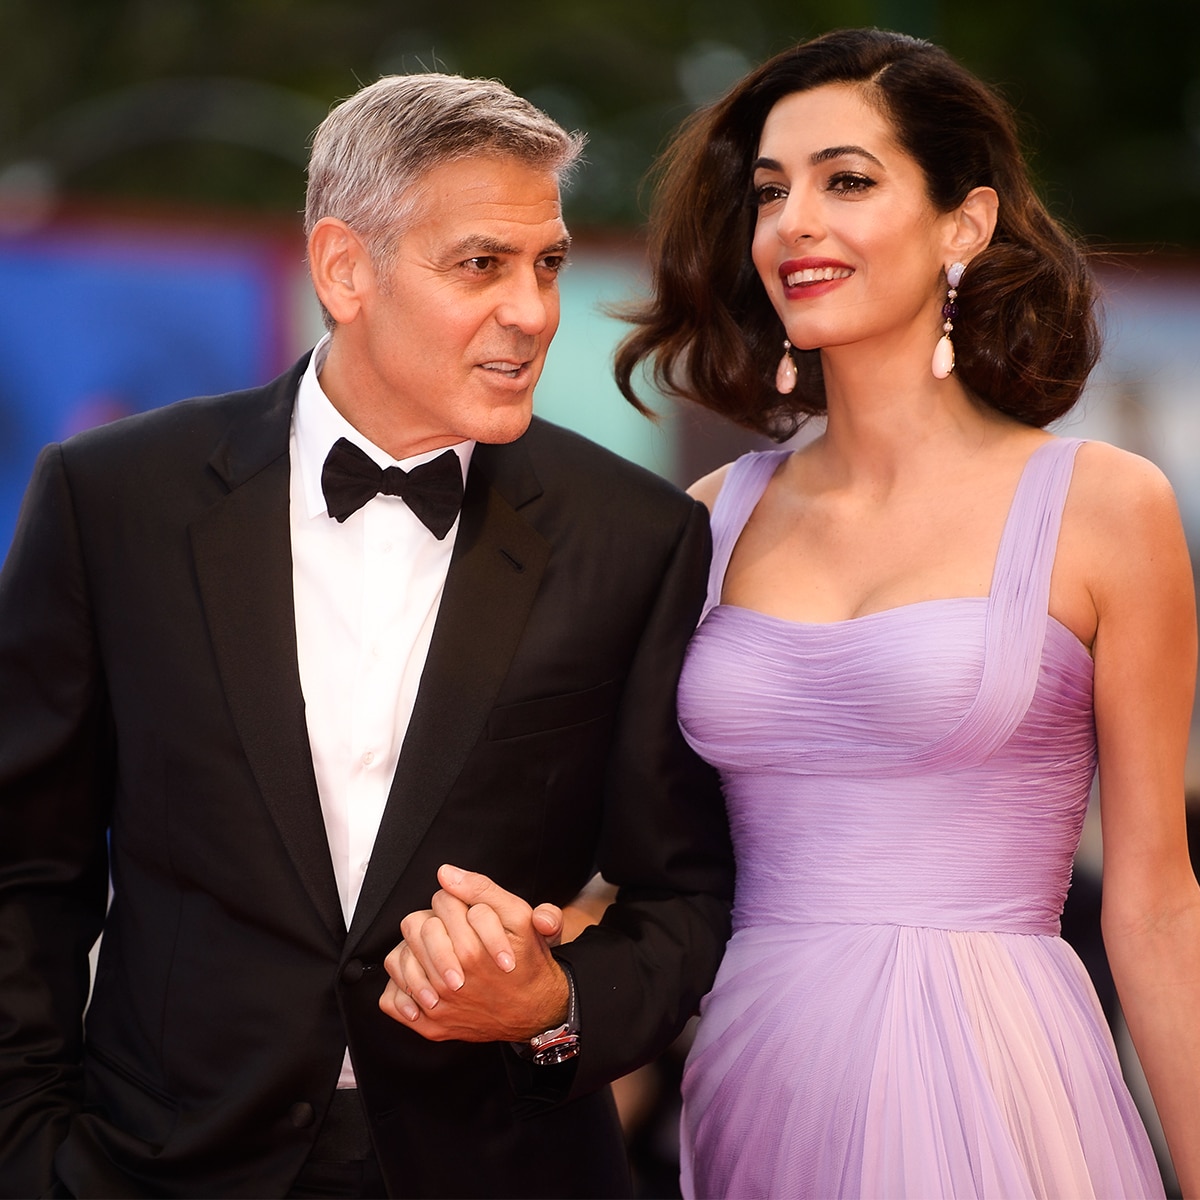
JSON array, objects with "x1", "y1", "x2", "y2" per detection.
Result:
[{"x1": 614, "y1": 28, "x2": 1100, "y2": 438}]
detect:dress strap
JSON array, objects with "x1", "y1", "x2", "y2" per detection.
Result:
[
  {"x1": 916, "y1": 436, "x2": 1085, "y2": 767},
  {"x1": 702, "y1": 450, "x2": 791, "y2": 621},
  {"x1": 990, "y1": 436, "x2": 1085, "y2": 623}
]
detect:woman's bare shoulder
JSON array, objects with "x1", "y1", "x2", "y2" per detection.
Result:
[
  {"x1": 1065, "y1": 440, "x2": 1189, "y2": 608},
  {"x1": 1069, "y1": 439, "x2": 1181, "y2": 535},
  {"x1": 687, "y1": 462, "x2": 735, "y2": 512}
]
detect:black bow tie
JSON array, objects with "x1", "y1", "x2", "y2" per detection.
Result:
[{"x1": 321, "y1": 437, "x2": 464, "y2": 539}]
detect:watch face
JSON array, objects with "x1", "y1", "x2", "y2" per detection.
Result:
[
  {"x1": 531, "y1": 1023, "x2": 570, "y2": 1049},
  {"x1": 531, "y1": 1036, "x2": 581, "y2": 1067},
  {"x1": 529, "y1": 1023, "x2": 579, "y2": 1066}
]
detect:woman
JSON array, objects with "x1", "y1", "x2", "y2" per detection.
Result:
[{"x1": 615, "y1": 28, "x2": 1200, "y2": 1200}]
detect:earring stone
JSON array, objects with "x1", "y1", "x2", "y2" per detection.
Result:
[
  {"x1": 932, "y1": 261, "x2": 965, "y2": 380},
  {"x1": 776, "y1": 339, "x2": 797, "y2": 394}
]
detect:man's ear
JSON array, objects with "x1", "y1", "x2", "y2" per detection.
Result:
[
  {"x1": 308, "y1": 217, "x2": 372, "y2": 326},
  {"x1": 946, "y1": 185, "x2": 999, "y2": 262}
]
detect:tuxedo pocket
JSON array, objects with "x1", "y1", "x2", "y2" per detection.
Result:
[
  {"x1": 487, "y1": 679, "x2": 619, "y2": 741},
  {"x1": 83, "y1": 1043, "x2": 179, "y2": 1148}
]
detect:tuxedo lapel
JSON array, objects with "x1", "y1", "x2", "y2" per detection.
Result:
[
  {"x1": 189, "y1": 363, "x2": 345, "y2": 941},
  {"x1": 348, "y1": 439, "x2": 549, "y2": 944}
]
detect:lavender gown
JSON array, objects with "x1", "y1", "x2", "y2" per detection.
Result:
[{"x1": 677, "y1": 438, "x2": 1164, "y2": 1199}]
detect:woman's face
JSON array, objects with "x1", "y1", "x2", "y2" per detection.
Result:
[{"x1": 751, "y1": 83, "x2": 956, "y2": 357}]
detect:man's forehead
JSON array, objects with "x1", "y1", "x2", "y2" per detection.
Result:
[
  {"x1": 412, "y1": 154, "x2": 561, "y2": 207},
  {"x1": 403, "y1": 160, "x2": 569, "y2": 250}
]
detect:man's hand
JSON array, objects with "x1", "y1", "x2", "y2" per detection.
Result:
[{"x1": 379, "y1": 864, "x2": 569, "y2": 1042}]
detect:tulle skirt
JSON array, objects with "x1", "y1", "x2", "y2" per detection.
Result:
[{"x1": 680, "y1": 923, "x2": 1163, "y2": 1199}]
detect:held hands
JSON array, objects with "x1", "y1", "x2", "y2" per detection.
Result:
[{"x1": 379, "y1": 864, "x2": 569, "y2": 1043}]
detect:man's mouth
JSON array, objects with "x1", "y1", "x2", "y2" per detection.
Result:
[{"x1": 479, "y1": 360, "x2": 528, "y2": 379}]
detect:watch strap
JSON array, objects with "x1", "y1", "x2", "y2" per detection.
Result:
[{"x1": 523, "y1": 960, "x2": 580, "y2": 1066}]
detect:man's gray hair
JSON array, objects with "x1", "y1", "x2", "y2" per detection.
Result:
[{"x1": 305, "y1": 73, "x2": 585, "y2": 271}]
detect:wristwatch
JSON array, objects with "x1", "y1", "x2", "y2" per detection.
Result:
[{"x1": 527, "y1": 963, "x2": 581, "y2": 1066}]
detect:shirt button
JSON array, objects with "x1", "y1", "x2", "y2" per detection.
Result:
[{"x1": 362, "y1": 751, "x2": 375, "y2": 766}]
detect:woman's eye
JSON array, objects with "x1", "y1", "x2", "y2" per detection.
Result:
[
  {"x1": 829, "y1": 172, "x2": 876, "y2": 195},
  {"x1": 754, "y1": 182, "x2": 787, "y2": 205}
]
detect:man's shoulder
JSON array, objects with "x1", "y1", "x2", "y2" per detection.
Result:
[
  {"x1": 517, "y1": 416, "x2": 693, "y2": 512},
  {"x1": 71, "y1": 386, "x2": 260, "y2": 444},
  {"x1": 58, "y1": 357, "x2": 306, "y2": 469}
]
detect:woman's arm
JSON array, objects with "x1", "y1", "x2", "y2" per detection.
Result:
[
  {"x1": 1084, "y1": 444, "x2": 1200, "y2": 1196},
  {"x1": 557, "y1": 872, "x2": 618, "y2": 942}
]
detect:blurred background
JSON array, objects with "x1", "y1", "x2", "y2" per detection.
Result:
[{"x1": 2, "y1": 0, "x2": 1198, "y2": 1194}]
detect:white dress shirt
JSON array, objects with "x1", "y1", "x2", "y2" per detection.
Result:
[{"x1": 289, "y1": 335, "x2": 474, "y2": 1086}]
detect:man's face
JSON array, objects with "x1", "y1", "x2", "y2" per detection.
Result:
[{"x1": 331, "y1": 154, "x2": 570, "y2": 457}]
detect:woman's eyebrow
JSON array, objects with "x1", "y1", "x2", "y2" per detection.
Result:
[
  {"x1": 810, "y1": 144, "x2": 885, "y2": 167},
  {"x1": 752, "y1": 145, "x2": 886, "y2": 173}
]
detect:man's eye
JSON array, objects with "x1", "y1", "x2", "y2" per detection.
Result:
[
  {"x1": 464, "y1": 256, "x2": 495, "y2": 271},
  {"x1": 540, "y1": 255, "x2": 567, "y2": 273}
]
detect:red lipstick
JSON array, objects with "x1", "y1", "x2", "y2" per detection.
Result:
[{"x1": 778, "y1": 257, "x2": 855, "y2": 299}]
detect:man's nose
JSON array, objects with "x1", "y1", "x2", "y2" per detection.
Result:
[{"x1": 495, "y1": 269, "x2": 551, "y2": 334}]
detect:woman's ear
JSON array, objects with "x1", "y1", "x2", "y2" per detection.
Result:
[
  {"x1": 946, "y1": 185, "x2": 999, "y2": 262},
  {"x1": 308, "y1": 217, "x2": 372, "y2": 326}
]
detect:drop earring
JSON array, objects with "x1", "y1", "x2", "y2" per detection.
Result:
[
  {"x1": 776, "y1": 338, "x2": 797, "y2": 394},
  {"x1": 932, "y1": 261, "x2": 965, "y2": 380}
]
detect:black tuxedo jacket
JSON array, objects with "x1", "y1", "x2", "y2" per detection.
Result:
[{"x1": 0, "y1": 358, "x2": 734, "y2": 1198}]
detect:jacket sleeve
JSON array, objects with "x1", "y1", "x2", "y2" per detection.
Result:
[
  {"x1": 552, "y1": 496, "x2": 735, "y2": 1099},
  {"x1": 0, "y1": 445, "x2": 114, "y2": 1197}
]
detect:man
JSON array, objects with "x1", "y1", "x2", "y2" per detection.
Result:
[{"x1": 0, "y1": 74, "x2": 734, "y2": 1198}]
